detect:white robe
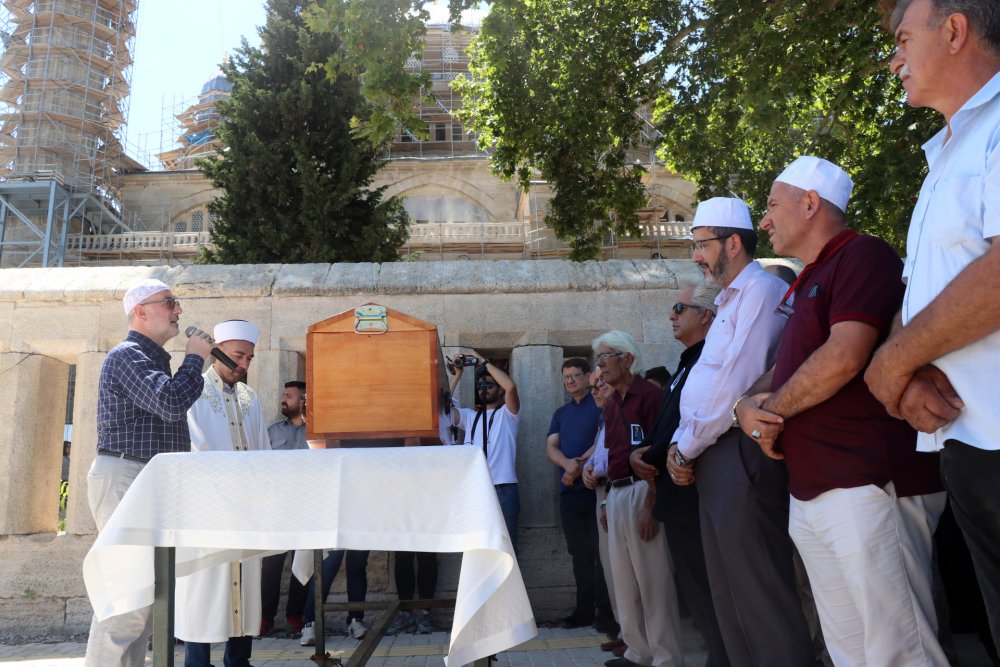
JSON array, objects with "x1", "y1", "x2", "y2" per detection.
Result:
[{"x1": 175, "y1": 366, "x2": 271, "y2": 642}]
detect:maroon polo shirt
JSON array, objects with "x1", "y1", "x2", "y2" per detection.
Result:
[
  {"x1": 605, "y1": 375, "x2": 663, "y2": 481},
  {"x1": 773, "y1": 230, "x2": 940, "y2": 501}
]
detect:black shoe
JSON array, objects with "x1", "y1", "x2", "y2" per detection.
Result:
[
  {"x1": 562, "y1": 611, "x2": 594, "y2": 628},
  {"x1": 605, "y1": 658, "x2": 647, "y2": 667},
  {"x1": 592, "y1": 611, "x2": 619, "y2": 636}
]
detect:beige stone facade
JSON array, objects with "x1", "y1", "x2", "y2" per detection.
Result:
[{"x1": 0, "y1": 258, "x2": 712, "y2": 638}]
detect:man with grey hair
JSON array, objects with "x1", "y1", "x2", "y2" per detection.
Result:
[
  {"x1": 630, "y1": 282, "x2": 728, "y2": 667},
  {"x1": 865, "y1": 0, "x2": 1000, "y2": 646},
  {"x1": 593, "y1": 330, "x2": 683, "y2": 667},
  {"x1": 85, "y1": 279, "x2": 212, "y2": 667},
  {"x1": 741, "y1": 155, "x2": 947, "y2": 665},
  {"x1": 665, "y1": 197, "x2": 813, "y2": 665}
]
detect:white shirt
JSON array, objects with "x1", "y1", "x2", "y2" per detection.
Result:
[
  {"x1": 176, "y1": 366, "x2": 270, "y2": 642},
  {"x1": 902, "y1": 70, "x2": 1000, "y2": 452},
  {"x1": 457, "y1": 404, "x2": 519, "y2": 484},
  {"x1": 584, "y1": 423, "x2": 608, "y2": 478},
  {"x1": 674, "y1": 261, "x2": 787, "y2": 459}
]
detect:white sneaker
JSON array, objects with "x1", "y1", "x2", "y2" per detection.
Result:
[
  {"x1": 347, "y1": 618, "x2": 369, "y2": 640},
  {"x1": 300, "y1": 622, "x2": 315, "y2": 646}
]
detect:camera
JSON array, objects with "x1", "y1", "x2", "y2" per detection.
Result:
[{"x1": 455, "y1": 354, "x2": 478, "y2": 367}]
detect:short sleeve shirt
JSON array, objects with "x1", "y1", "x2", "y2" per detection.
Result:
[
  {"x1": 457, "y1": 405, "x2": 519, "y2": 485},
  {"x1": 604, "y1": 376, "x2": 662, "y2": 481},
  {"x1": 267, "y1": 419, "x2": 308, "y2": 450},
  {"x1": 548, "y1": 393, "x2": 603, "y2": 491},
  {"x1": 772, "y1": 231, "x2": 930, "y2": 500}
]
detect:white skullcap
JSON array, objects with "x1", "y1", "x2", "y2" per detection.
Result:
[
  {"x1": 775, "y1": 156, "x2": 854, "y2": 213},
  {"x1": 214, "y1": 320, "x2": 260, "y2": 345},
  {"x1": 691, "y1": 197, "x2": 754, "y2": 231},
  {"x1": 123, "y1": 279, "x2": 170, "y2": 315}
]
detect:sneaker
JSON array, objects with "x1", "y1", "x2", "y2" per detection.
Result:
[
  {"x1": 347, "y1": 618, "x2": 369, "y2": 640},
  {"x1": 416, "y1": 610, "x2": 433, "y2": 634},
  {"x1": 385, "y1": 610, "x2": 416, "y2": 636},
  {"x1": 300, "y1": 622, "x2": 315, "y2": 646},
  {"x1": 286, "y1": 615, "x2": 304, "y2": 634}
]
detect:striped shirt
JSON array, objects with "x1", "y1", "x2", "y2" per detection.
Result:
[{"x1": 96, "y1": 330, "x2": 205, "y2": 459}]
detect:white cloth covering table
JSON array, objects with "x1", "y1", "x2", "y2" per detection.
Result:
[{"x1": 83, "y1": 447, "x2": 537, "y2": 666}]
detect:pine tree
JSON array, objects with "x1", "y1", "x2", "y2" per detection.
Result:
[{"x1": 199, "y1": 0, "x2": 409, "y2": 264}]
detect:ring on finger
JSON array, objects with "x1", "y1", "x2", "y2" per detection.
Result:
[{"x1": 751, "y1": 429, "x2": 761, "y2": 440}]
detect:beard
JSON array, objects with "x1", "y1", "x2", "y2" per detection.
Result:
[{"x1": 705, "y1": 252, "x2": 729, "y2": 287}]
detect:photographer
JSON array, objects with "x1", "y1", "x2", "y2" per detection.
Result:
[{"x1": 451, "y1": 351, "x2": 521, "y2": 550}]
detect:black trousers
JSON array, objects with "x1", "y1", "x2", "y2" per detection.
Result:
[
  {"x1": 941, "y1": 439, "x2": 1000, "y2": 649},
  {"x1": 696, "y1": 429, "x2": 813, "y2": 667},
  {"x1": 559, "y1": 486, "x2": 611, "y2": 616},
  {"x1": 260, "y1": 551, "x2": 307, "y2": 621},
  {"x1": 394, "y1": 551, "x2": 439, "y2": 601}
]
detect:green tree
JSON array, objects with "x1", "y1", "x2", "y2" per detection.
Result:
[
  {"x1": 305, "y1": 0, "x2": 941, "y2": 258},
  {"x1": 200, "y1": 0, "x2": 409, "y2": 264}
]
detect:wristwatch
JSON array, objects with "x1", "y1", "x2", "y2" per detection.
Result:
[{"x1": 672, "y1": 443, "x2": 693, "y2": 468}]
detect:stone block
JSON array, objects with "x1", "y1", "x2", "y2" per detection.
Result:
[
  {"x1": 325, "y1": 263, "x2": 380, "y2": 294},
  {"x1": 0, "y1": 534, "x2": 92, "y2": 598},
  {"x1": 66, "y1": 352, "x2": 105, "y2": 535},
  {"x1": 173, "y1": 263, "x2": 280, "y2": 298},
  {"x1": 0, "y1": 268, "x2": 53, "y2": 300},
  {"x1": 0, "y1": 598, "x2": 65, "y2": 638},
  {"x1": 0, "y1": 301, "x2": 11, "y2": 353},
  {"x1": 272, "y1": 264, "x2": 332, "y2": 296},
  {"x1": 10, "y1": 302, "x2": 101, "y2": 359}
]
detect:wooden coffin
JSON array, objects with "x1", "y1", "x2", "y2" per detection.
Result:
[{"x1": 306, "y1": 304, "x2": 448, "y2": 443}]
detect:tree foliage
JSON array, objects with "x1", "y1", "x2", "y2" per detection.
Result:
[
  {"x1": 199, "y1": 0, "x2": 409, "y2": 264},
  {"x1": 304, "y1": 0, "x2": 942, "y2": 258}
]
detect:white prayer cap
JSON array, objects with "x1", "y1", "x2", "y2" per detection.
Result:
[
  {"x1": 775, "y1": 156, "x2": 854, "y2": 213},
  {"x1": 123, "y1": 279, "x2": 170, "y2": 315},
  {"x1": 214, "y1": 320, "x2": 260, "y2": 345},
  {"x1": 691, "y1": 197, "x2": 754, "y2": 231}
]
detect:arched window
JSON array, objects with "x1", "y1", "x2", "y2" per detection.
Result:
[{"x1": 172, "y1": 205, "x2": 214, "y2": 234}]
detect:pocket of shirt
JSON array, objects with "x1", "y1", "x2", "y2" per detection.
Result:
[{"x1": 920, "y1": 176, "x2": 987, "y2": 250}]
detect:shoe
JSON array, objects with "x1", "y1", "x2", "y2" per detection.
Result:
[
  {"x1": 259, "y1": 618, "x2": 274, "y2": 637},
  {"x1": 385, "y1": 611, "x2": 416, "y2": 636},
  {"x1": 300, "y1": 622, "x2": 315, "y2": 646},
  {"x1": 593, "y1": 610, "x2": 619, "y2": 636},
  {"x1": 611, "y1": 643, "x2": 627, "y2": 658},
  {"x1": 605, "y1": 657, "x2": 646, "y2": 667},
  {"x1": 562, "y1": 611, "x2": 594, "y2": 628},
  {"x1": 347, "y1": 618, "x2": 369, "y2": 640},
  {"x1": 601, "y1": 639, "x2": 626, "y2": 652},
  {"x1": 416, "y1": 610, "x2": 433, "y2": 634},
  {"x1": 286, "y1": 615, "x2": 304, "y2": 634}
]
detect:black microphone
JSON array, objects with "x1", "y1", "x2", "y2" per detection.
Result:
[{"x1": 184, "y1": 325, "x2": 238, "y2": 370}]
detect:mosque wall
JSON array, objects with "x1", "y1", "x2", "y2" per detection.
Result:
[{"x1": 0, "y1": 259, "x2": 709, "y2": 638}]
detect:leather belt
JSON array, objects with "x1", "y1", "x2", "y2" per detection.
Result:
[
  {"x1": 608, "y1": 475, "x2": 639, "y2": 489},
  {"x1": 98, "y1": 449, "x2": 151, "y2": 464}
]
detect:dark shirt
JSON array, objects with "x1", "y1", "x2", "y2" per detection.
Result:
[
  {"x1": 605, "y1": 376, "x2": 662, "y2": 481},
  {"x1": 268, "y1": 418, "x2": 308, "y2": 450},
  {"x1": 97, "y1": 330, "x2": 205, "y2": 459},
  {"x1": 772, "y1": 231, "x2": 941, "y2": 500},
  {"x1": 548, "y1": 393, "x2": 603, "y2": 492},
  {"x1": 641, "y1": 341, "x2": 705, "y2": 524}
]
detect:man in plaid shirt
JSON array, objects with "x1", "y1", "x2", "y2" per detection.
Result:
[{"x1": 84, "y1": 278, "x2": 212, "y2": 667}]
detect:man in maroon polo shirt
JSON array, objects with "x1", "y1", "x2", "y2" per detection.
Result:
[
  {"x1": 594, "y1": 330, "x2": 683, "y2": 667},
  {"x1": 737, "y1": 156, "x2": 947, "y2": 666}
]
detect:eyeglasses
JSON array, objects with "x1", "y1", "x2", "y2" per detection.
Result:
[
  {"x1": 595, "y1": 351, "x2": 626, "y2": 363},
  {"x1": 140, "y1": 297, "x2": 181, "y2": 310},
  {"x1": 690, "y1": 236, "x2": 729, "y2": 252},
  {"x1": 563, "y1": 372, "x2": 585, "y2": 383},
  {"x1": 672, "y1": 302, "x2": 702, "y2": 315}
]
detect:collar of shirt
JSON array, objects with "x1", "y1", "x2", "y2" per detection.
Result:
[
  {"x1": 126, "y1": 329, "x2": 171, "y2": 366},
  {"x1": 716, "y1": 259, "x2": 765, "y2": 309},
  {"x1": 677, "y1": 340, "x2": 705, "y2": 369},
  {"x1": 924, "y1": 69, "x2": 1000, "y2": 165},
  {"x1": 206, "y1": 365, "x2": 236, "y2": 394}
]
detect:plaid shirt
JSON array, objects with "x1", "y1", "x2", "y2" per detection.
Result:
[{"x1": 96, "y1": 330, "x2": 205, "y2": 459}]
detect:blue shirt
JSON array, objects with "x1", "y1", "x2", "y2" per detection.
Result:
[
  {"x1": 548, "y1": 393, "x2": 602, "y2": 492},
  {"x1": 267, "y1": 418, "x2": 308, "y2": 450},
  {"x1": 97, "y1": 330, "x2": 205, "y2": 459}
]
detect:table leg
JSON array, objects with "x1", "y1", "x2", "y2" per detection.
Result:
[
  {"x1": 153, "y1": 546, "x2": 176, "y2": 667},
  {"x1": 314, "y1": 549, "x2": 325, "y2": 658}
]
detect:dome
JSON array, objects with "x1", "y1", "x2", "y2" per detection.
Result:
[{"x1": 200, "y1": 68, "x2": 234, "y2": 98}]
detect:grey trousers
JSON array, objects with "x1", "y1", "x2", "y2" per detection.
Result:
[
  {"x1": 696, "y1": 429, "x2": 813, "y2": 667},
  {"x1": 84, "y1": 454, "x2": 154, "y2": 667}
]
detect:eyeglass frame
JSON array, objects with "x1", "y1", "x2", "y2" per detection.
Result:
[
  {"x1": 139, "y1": 296, "x2": 181, "y2": 310},
  {"x1": 690, "y1": 235, "x2": 731, "y2": 252},
  {"x1": 562, "y1": 372, "x2": 586, "y2": 383},
  {"x1": 595, "y1": 351, "x2": 627, "y2": 363},
  {"x1": 671, "y1": 302, "x2": 703, "y2": 315}
]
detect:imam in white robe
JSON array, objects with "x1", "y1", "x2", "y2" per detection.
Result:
[{"x1": 175, "y1": 366, "x2": 271, "y2": 642}]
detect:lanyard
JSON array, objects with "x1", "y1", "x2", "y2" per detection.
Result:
[{"x1": 471, "y1": 408, "x2": 499, "y2": 456}]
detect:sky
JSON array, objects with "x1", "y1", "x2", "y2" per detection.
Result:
[{"x1": 123, "y1": 0, "x2": 268, "y2": 167}]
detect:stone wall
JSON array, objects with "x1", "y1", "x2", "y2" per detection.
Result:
[{"x1": 0, "y1": 258, "x2": 706, "y2": 639}]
